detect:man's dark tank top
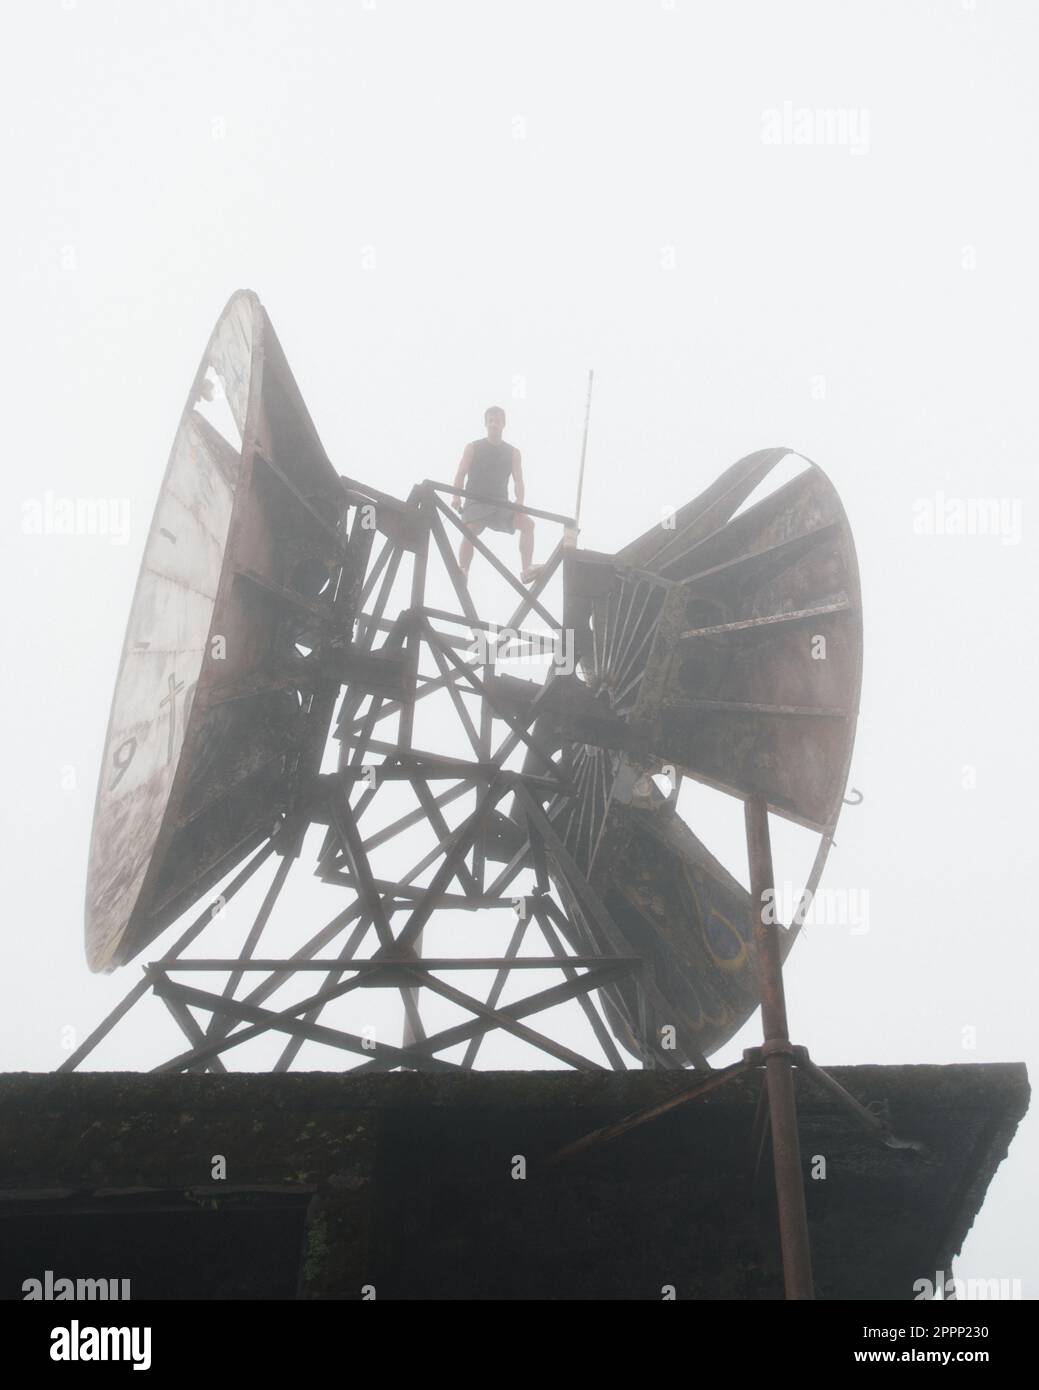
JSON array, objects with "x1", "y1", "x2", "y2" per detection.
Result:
[{"x1": 469, "y1": 439, "x2": 514, "y2": 498}]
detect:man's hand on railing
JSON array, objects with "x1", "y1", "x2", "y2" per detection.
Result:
[{"x1": 451, "y1": 495, "x2": 464, "y2": 511}]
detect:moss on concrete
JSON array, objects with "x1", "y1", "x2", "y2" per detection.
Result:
[{"x1": 0, "y1": 1064, "x2": 1027, "y2": 1299}]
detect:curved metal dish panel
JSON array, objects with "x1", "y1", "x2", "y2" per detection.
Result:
[
  {"x1": 554, "y1": 448, "x2": 862, "y2": 1061},
  {"x1": 85, "y1": 293, "x2": 259, "y2": 971},
  {"x1": 85, "y1": 292, "x2": 349, "y2": 972}
]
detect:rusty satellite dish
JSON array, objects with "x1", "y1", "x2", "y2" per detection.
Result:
[
  {"x1": 85, "y1": 290, "x2": 354, "y2": 971},
  {"x1": 81, "y1": 288, "x2": 861, "y2": 1084},
  {"x1": 521, "y1": 447, "x2": 863, "y2": 1065}
]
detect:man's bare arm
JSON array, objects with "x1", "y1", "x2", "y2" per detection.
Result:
[
  {"x1": 452, "y1": 442, "x2": 474, "y2": 510},
  {"x1": 511, "y1": 448, "x2": 525, "y2": 505}
]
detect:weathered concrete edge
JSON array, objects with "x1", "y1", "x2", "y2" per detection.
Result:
[{"x1": 0, "y1": 1061, "x2": 1029, "y2": 1118}]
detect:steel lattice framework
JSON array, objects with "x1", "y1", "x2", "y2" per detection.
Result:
[{"x1": 70, "y1": 472, "x2": 687, "y2": 1074}]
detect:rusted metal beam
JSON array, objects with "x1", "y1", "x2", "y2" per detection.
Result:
[
  {"x1": 233, "y1": 565, "x2": 331, "y2": 620},
  {"x1": 423, "y1": 632, "x2": 483, "y2": 757},
  {"x1": 410, "y1": 774, "x2": 481, "y2": 898},
  {"x1": 513, "y1": 783, "x2": 709, "y2": 1071},
  {"x1": 318, "y1": 877, "x2": 521, "y2": 910},
  {"x1": 745, "y1": 793, "x2": 815, "y2": 1300},
  {"x1": 680, "y1": 600, "x2": 852, "y2": 640},
  {"x1": 252, "y1": 450, "x2": 351, "y2": 556},
  {"x1": 326, "y1": 646, "x2": 411, "y2": 698},
  {"x1": 427, "y1": 630, "x2": 568, "y2": 784},
  {"x1": 393, "y1": 784, "x2": 504, "y2": 952},
  {"x1": 418, "y1": 969, "x2": 608, "y2": 1072},
  {"x1": 794, "y1": 1049, "x2": 926, "y2": 1153},
  {"x1": 204, "y1": 850, "x2": 295, "y2": 1042},
  {"x1": 425, "y1": 479, "x2": 577, "y2": 527},
  {"x1": 429, "y1": 504, "x2": 481, "y2": 627},
  {"x1": 352, "y1": 958, "x2": 637, "y2": 1071},
  {"x1": 459, "y1": 915, "x2": 528, "y2": 1071},
  {"x1": 160, "y1": 992, "x2": 229, "y2": 1075},
  {"x1": 272, "y1": 912, "x2": 373, "y2": 1073},
  {"x1": 158, "y1": 956, "x2": 644, "y2": 971},
  {"x1": 150, "y1": 975, "x2": 456, "y2": 1072},
  {"x1": 434, "y1": 496, "x2": 561, "y2": 628},
  {"x1": 545, "y1": 1059, "x2": 750, "y2": 1168},
  {"x1": 326, "y1": 787, "x2": 397, "y2": 952},
  {"x1": 533, "y1": 904, "x2": 627, "y2": 1072},
  {"x1": 59, "y1": 838, "x2": 278, "y2": 1072},
  {"x1": 502, "y1": 541, "x2": 564, "y2": 633}
]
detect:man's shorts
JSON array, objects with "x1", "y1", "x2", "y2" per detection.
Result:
[{"x1": 461, "y1": 500, "x2": 516, "y2": 534}]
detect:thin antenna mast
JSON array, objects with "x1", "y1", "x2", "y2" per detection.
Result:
[{"x1": 573, "y1": 369, "x2": 594, "y2": 529}]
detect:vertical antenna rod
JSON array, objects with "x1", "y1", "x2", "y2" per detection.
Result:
[{"x1": 573, "y1": 369, "x2": 595, "y2": 529}]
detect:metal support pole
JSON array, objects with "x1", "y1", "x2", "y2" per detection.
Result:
[{"x1": 745, "y1": 794, "x2": 815, "y2": 1300}]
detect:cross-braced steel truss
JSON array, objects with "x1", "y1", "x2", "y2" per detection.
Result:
[{"x1": 65, "y1": 480, "x2": 683, "y2": 1074}]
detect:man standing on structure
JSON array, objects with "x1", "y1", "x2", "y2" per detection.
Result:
[{"x1": 452, "y1": 406, "x2": 536, "y2": 582}]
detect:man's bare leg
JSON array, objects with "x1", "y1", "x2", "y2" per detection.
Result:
[
  {"x1": 517, "y1": 514, "x2": 536, "y2": 580},
  {"x1": 459, "y1": 524, "x2": 484, "y2": 582}
]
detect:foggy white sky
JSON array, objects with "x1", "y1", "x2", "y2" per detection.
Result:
[{"x1": 2, "y1": 0, "x2": 1037, "y2": 1293}]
